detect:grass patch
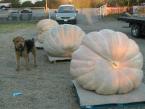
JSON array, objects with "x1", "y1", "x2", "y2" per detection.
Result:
[{"x1": 0, "y1": 22, "x2": 36, "y2": 33}]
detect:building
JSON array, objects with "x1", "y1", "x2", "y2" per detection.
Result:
[{"x1": 20, "y1": 0, "x2": 42, "y2": 4}]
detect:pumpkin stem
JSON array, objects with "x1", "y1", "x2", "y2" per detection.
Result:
[{"x1": 112, "y1": 61, "x2": 119, "y2": 69}]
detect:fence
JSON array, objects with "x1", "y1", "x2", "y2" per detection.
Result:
[
  {"x1": 97, "y1": 6, "x2": 129, "y2": 16},
  {"x1": 133, "y1": 6, "x2": 145, "y2": 16},
  {"x1": 0, "y1": 7, "x2": 129, "y2": 23},
  {"x1": 106, "y1": 7, "x2": 128, "y2": 15}
]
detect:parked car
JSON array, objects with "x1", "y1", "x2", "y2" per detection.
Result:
[
  {"x1": 0, "y1": 3, "x2": 11, "y2": 10},
  {"x1": 19, "y1": 8, "x2": 32, "y2": 20},
  {"x1": 55, "y1": 4, "x2": 78, "y2": 24},
  {"x1": 0, "y1": 9, "x2": 9, "y2": 19},
  {"x1": 8, "y1": 9, "x2": 19, "y2": 20}
]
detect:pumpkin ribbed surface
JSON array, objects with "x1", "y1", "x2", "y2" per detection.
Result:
[
  {"x1": 36, "y1": 19, "x2": 59, "y2": 43},
  {"x1": 70, "y1": 29, "x2": 143, "y2": 95},
  {"x1": 43, "y1": 24, "x2": 85, "y2": 57}
]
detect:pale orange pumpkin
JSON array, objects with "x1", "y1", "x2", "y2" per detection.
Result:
[
  {"x1": 43, "y1": 24, "x2": 85, "y2": 57},
  {"x1": 36, "y1": 19, "x2": 59, "y2": 43},
  {"x1": 70, "y1": 29, "x2": 143, "y2": 95}
]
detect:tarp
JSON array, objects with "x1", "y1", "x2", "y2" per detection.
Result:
[{"x1": 73, "y1": 80, "x2": 145, "y2": 106}]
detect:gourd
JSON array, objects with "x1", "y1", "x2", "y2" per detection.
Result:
[
  {"x1": 43, "y1": 24, "x2": 85, "y2": 57},
  {"x1": 70, "y1": 29, "x2": 143, "y2": 95},
  {"x1": 36, "y1": 19, "x2": 59, "y2": 43}
]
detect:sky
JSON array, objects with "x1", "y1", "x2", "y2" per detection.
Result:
[{"x1": 20, "y1": 0, "x2": 42, "y2": 4}]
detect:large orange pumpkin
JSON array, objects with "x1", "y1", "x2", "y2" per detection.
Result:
[{"x1": 70, "y1": 29, "x2": 143, "y2": 95}]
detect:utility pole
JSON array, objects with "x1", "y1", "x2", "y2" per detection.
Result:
[
  {"x1": 68, "y1": 0, "x2": 72, "y2": 4},
  {"x1": 44, "y1": 0, "x2": 50, "y2": 18},
  {"x1": 76, "y1": 0, "x2": 79, "y2": 8}
]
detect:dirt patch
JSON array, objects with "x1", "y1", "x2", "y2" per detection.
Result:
[{"x1": 0, "y1": 16, "x2": 144, "y2": 109}]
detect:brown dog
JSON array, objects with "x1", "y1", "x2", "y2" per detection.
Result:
[{"x1": 13, "y1": 36, "x2": 37, "y2": 71}]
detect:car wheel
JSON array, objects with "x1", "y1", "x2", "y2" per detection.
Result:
[{"x1": 131, "y1": 24, "x2": 140, "y2": 37}]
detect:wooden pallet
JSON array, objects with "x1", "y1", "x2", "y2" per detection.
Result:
[
  {"x1": 47, "y1": 55, "x2": 71, "y2": 63},
  {"x1": 72, "y1": 80, "x2": 145, "y2": 109},
  {"x1": 35, "y1": 41, "x2": 43, "y2": 49}
]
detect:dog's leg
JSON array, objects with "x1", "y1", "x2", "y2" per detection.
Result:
[
  {"x1": 16, "y1": 53, "x2": 20, "y2": 71},
  {"x1": 28, "y1": 55, "x2": 30, "y2": 62},
  {"x1": 24, "y1": 54, "x2": 30, "y2": 70},
  {"x1": 32, "y1": 48, "x2": 37, "y2": 67}
]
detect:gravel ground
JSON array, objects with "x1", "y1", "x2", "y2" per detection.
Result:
[{"x1": 0, "y1": 14, "x2": 145, "y2": 109}]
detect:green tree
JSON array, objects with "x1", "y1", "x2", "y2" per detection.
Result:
[
  {"x1": 11, "y1": 0, "x2": 21, "y2": 8},
  {"x1": 34, "y1": 1, "x2": 45, "y2": 7},
  {"x1": 107, "y1": 0, "x2": 145, "y2": 6},
  {"x1": 91, "y1": 0, "x2": 105, "y2": 8},
  {"x1": 0, "y1": 0, "x2": 11, "y2": 3},
  {"x1": 42, "y1": 0, "x2": 61, "y2": 9},
  {"x1": 21, "y1": 1, "x2": 33, "y2": 7}
]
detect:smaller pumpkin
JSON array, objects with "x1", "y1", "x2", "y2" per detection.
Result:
[
  {"x1": 36, "y1": 19, "x2": 59, "y2": 43},
  {"x1": 43, "y1": 24, "x2": 85, "y2": 57}
]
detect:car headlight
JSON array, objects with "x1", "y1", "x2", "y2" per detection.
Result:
[{"x1": 56, "y1": 15, "x2": 61, "y2": 19}]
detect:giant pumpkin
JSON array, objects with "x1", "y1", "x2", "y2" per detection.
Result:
[
  {"x1": 70, "y1": 29, "x2": 143, "y2": 95},
  {"x1": 36, "y1": 19, "x2": 59, "y2": 43},
  {"x1": 43, "y1": 24, "x2": 85, "y2": 57}
]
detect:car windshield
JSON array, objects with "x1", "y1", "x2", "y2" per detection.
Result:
[{"x1": 58, "y1": 6, "x2": 75, "y2": 13}]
